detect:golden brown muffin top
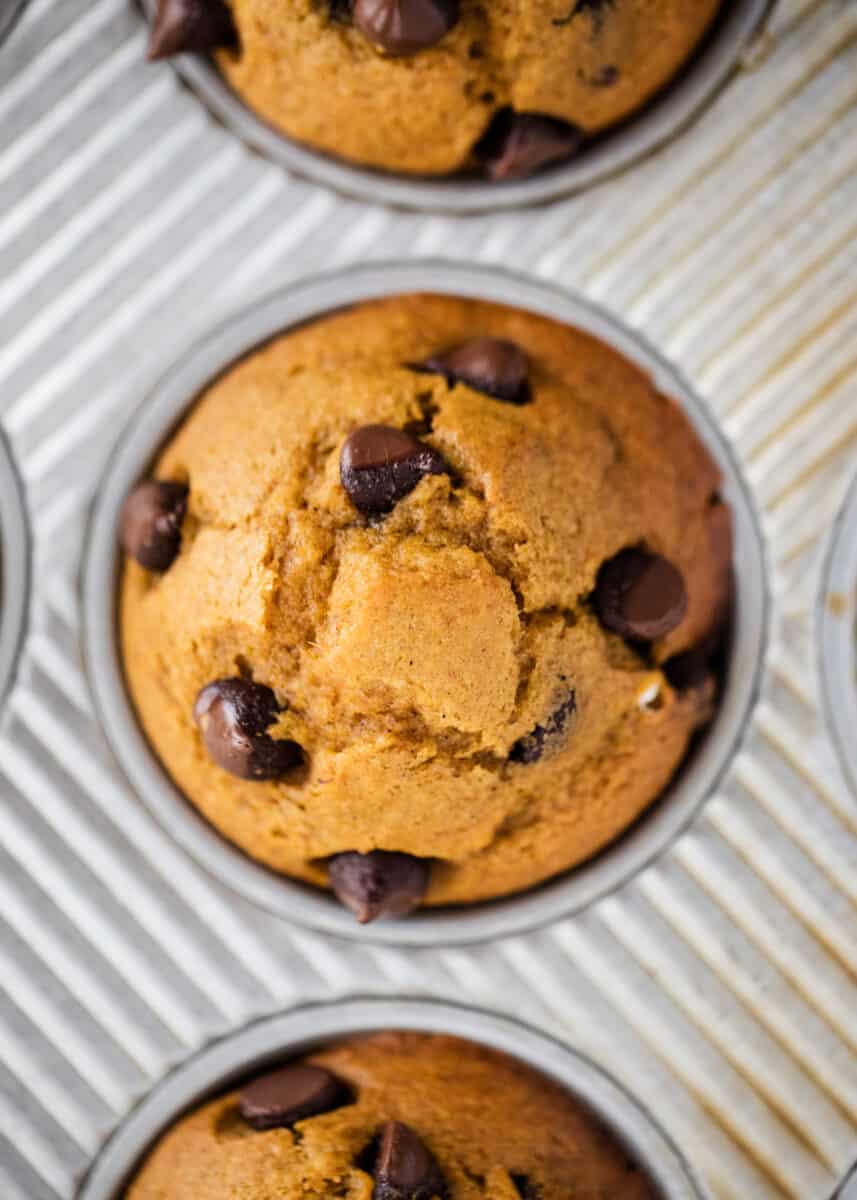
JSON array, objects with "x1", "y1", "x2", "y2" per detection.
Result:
[
  {"x1": 127, "y1": 1032, "x2": 661, "y2": 1199},
  {"x1": 120, "y1": 295, "x2": 732, "y2": 918}
]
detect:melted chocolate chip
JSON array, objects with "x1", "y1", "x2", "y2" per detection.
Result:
[
  {"x1": 328, "y1": 851, "x2": 430, "y2": 923},
  {"x1": 340, "y1": 425, "x2": 447, "y2": 514},
  {"x1": 663, "y1": 647, "x2": 711, "y2": 692},
  {"x1": 595, "y1": 548, "x2": 688, "y2": 642},
  {"x1": 193, "y1": 678, "x2": 304, "y2": 780},
  {"x1": 510, "y1": 689, "x2": 577, "y2": 764},
  {"x1": 239, "y1": 1064, "x2": 347, "y2": 1130},
  {"x1": 148, "y1": 0, "x2": 238, "y2": 60},
  {"x1": 476, "y1": 110, "x2": 583, "y2": 180},
  {"x1": 120, "y1": 480, "x2": 188, "y2": 572},
  {"x1": 511, "y1": 1176, "x2": 542, "y2": 1200},
  {"x1": 589, "y1": 64, "x2": 619, "y2": 87},
  {"x1": 373, "y1": 1121, "x2": 447, "y2": 1200},
  {"x1": 415, "y1": 338, "x2": 530, "y2": 405},
  {"x1": 353, "y1": 0, "x2": 458, "y2": 55}
]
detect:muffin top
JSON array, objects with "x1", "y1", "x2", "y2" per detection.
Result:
[
  {"x1": 148, "y1": 0, "x2": 721, "y2": 178},
  {"x1": 119, "y1": 294, "x2": 732, "y2": 920},
  {"x1": 126, "y1": 1031, "x2": 661, "y2": 1199}
]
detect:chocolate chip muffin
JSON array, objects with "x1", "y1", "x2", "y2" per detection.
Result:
[
  {"x1": 147, "y1": 0, "x2": 721, "y2": 179},
  {"x1": 119, "y1": 294, "x2": 733, "y2": 921},
  {"x1": 126, "y1": 1032, "x2": 660, "y2": 1199}
]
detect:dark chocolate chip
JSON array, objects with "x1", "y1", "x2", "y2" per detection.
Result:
[
  {"x1": 193, "y1": 678, "x2": 304, "y2": 780},
  {"x1": 239, "y1": 1064, "x2": 346, "y2": 1130},
  {"x1": 353, "y1": 0, "x2": 458, "y2": 55},
  {"x1": 340, "y1": 425, "x2": 447, "y2": 515},
  {"x1": 510, "y1": 689, "x2": 577, "y2": 764},
  {"x1": 120, "y1": 480, "x2": 188, "y2": 572},
  {"x1": 663, "y1": 647, "x2": 712, "y2": 692},
  {"x1": 328, "y1": 851, "x2": 430, "y2": 923},
  {"x1": 148, "y1": 0, "x2": 238, "y2": 60},
  {"x1": 595, "y1": 548, "x2": 688, "y2": 642},
  {"x1": 511, "y1": 1176, "x2": 542, "y2": 1200},
  {"x1": 415, "y1": 338, "x2": 530, "y2": 405},
  {"x1": 475, "y1": 110, "x2": 583, "y2": 180},
  {"x1": 373, "y1": 1121, "x2": 447, "y2": 1200}
]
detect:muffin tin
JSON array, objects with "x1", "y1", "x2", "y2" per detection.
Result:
[
  {"x1": 3, "y1": 2, "x2": 857, "y2": 1198},
  {"x1": 137, "y1": 0, "x2": 772, "y2": 214},
  {"x1": 0, "y1": 428, "x2": 30, "y2": 715},
  {"x1": 83, "y1": 261, "x2": 768, "y2": 947},
  {"x1": 818, "y1": 472, "x2": 857, "y2": 804},
  {"x1": 76, "y1": 998, "x2": 706, "y2": 1200},
  {"x1": 0, "y1": 0, "x2": 28, "y2": 49}
]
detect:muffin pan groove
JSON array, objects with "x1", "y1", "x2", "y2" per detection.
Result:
[
  {"x1": 0, "y1": 428, "x2": 30, "y2": 716},
  {"x1": 82, "y1": 261, "x2": 769, "y2": 947},
  {"x1": 137, "y1": 0, "x2": 772, "y2": 214},
  {"x1": 2, "y1": 2, "x2": 857, "y2": 1197},
  {"x1": 76, "y1": 998, "x2": 707, "y2": 1200}
]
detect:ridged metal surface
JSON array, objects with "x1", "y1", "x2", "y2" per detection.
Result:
[{"x1": 0, "y1": 1, "x2": 855, "y2": 1198}]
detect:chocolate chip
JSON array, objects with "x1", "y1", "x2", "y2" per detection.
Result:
[
  {"x1": 511, "y1": 1176, "x2": 542, "y2": 1200},
  {"x1": 475, "y1": 110, "x2": 583, "y2": 181},
  {"x1": 148, "y1": 0, "x2": 238, "y2": 60},
  {"x1": 373, "y1": 1121, "x2": 447, "y2": 1200},
  {"x1": 328, "y1": 851, "x2": 430, "y2": 923},
  {"x1": 595, "y1": 549, "x2": 688, "y2": 642},
  {"x1": 416, "y1": 338, "x2": 530, "y2": 405},
  {"x1": 352, "y1": 0, "x2": 458, "y2": 55},
  {"x1": 193, "y1": 678, "x2": 304, "y2": 780},
  {"x1": 120, "y1": 480, "x2": 188, "y2": 572},
  {"x1": 663, "y1": 647, "x2": 711, "y2": 692},
  {"x1": 510, "y1": 689, "x2": 577, "y2": 765},
  {"x1": 239, "y1": 1064, "x2": 347, "y2": 1130},
  {"x1": 340, "y1": 425, "x2": 447, "y2": 515}
]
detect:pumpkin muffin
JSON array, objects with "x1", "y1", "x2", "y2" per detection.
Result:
[
  {"x1": 147, "y1": 0, "x2": 722, "y2": 179},
  {"x1": 119, "y1": 294, "x2": 733, "y2": 922},
  {"x1": 126, "y1": 1032, "x2": 661, "y2": 1199}
]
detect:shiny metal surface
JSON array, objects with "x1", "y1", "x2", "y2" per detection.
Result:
[{"x1": 0, "y1": 2, "x2": 855, "y2": 1199}]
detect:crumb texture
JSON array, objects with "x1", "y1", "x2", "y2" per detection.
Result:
[
  {"x1": 120, "y1": 294, "x2": 733, "y2": 905},
  {"x1": 218, "y1": 0, "x2": 721, "y2": 174},
  {"x1": 125, "y1": 1032, "x2": 661, "y2": 1199}
]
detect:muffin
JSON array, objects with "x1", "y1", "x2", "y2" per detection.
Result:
[
  {"x1": 146, "y1": 0, "x2": 722, "y2": 179},
  {"x1": 119, "y1": 294, "x2": 732, "y2": 923},
  {"x1": 126, "y1": 1031, "x2": 661, "y2": 1198}
]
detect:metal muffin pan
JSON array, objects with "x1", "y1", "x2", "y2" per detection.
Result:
[
  {"x1": 0, "y1": 0, "x2": 29, "y2": 50},
  {"x1": 138, "y1": 0, "x2": 772, "y2": 214},
  {"x1": 836, "y1": 1164, "x2": 857, "y2": 1200},
  {"x1": 82, "y1": 260, "x2": 769, "y2": 948},
  {"x1": 76, "y1": 997, "x2": 707, "y2": 1200},
  {"x1": 818, "y1": 471, "x2": 857, "y2": 803},
  {"x1": 0, "y1": 428, "x2": 30, "y2": 714}
]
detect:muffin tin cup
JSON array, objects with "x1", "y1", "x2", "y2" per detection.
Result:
[
  {"x1": 0, "y1": 427, "x2": 30, "y2": 715},
  {"x1": 0, "y1": 0, "x2": 28, "y2": 50},
  {"x1": 75, "y1": 996, "x2": 708, "y2": 1200},
  {"x1": 82, "y1": 260, "x2": 769, "y2": 947},
  {"x1": 139, "y1": 0, "x2": 772, "y2": 214},
  {"x1": 818, "y1": 471, "x2": 857, "y2": 802}
]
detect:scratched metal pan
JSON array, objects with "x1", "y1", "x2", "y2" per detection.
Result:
[
  {"x1": 818, "y1": 471, "x2": 857, "y2": 803},
  {"x1": 0, "y1": 428, "x2": 30, "y2": 715},
  {"x1": 138, "y1": 0, "x2": 771, "y2": 214},
  {"x1": 0, "y1": 0, "x2": 28, "y2": 49},
  {"x1": 82, "y1": 260, "x2": 769, "y2": 948},
  {"x1": 75, "y1": 997, "x2": 708, "y2": 1200}
]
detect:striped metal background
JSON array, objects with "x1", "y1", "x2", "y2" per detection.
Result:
[{"x1": 0, "y1": 1, "x2": 855, "y2": 1197}]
